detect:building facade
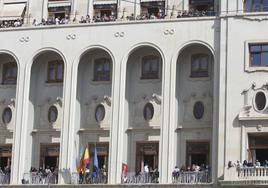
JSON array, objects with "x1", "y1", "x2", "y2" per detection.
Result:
[{"x1": 0, "y1": 0, "x2": 267, "y2": 187}]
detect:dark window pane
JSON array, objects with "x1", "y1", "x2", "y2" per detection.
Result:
[
  {"x1": 251, "y1": 53, "x2": 261, "y2": 66},
  {"x1": 141, "y1": 56, "x2": 159, "y2": 79},
  {"x1": 245, "y1": 0, "x2": 252, "y2": 12},
  {"x1": 261, "y1": 52, "x2": 268, "y2": 66},
  {"x1": 57, "y1": 63, "x2": 63, "y2": 80},
  {"x1": 254, "y1": 0, "x2": 261, "y2": 11},
  {"x1": 191, "y1": 55, "x2": 209, "y2": 78},
  {"x1": 250, "y1": 45, "x2": 261, "y2": 52},
  {"x1": 263, "y1": 1, "x2": 268, "y2": 11},
  {"x1": 262, "y1": 45, "x2": 268, "y2": 51},
  {"x1": 94, "y1": 58, "x2": 111, "y2": 81}
]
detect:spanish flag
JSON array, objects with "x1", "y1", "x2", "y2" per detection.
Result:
[{"x1": 82, "y1": 146, "x2": 90, "y2": 169}]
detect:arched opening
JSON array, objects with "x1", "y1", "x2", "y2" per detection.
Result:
[
  {"x1": 27, "y1": 50, "x2": 65, "y2": 184},
  {"x1": 75, "y1": 48, "x2": 113, "y2": 184},
  {"x1": 0, "y1": 53, "x2": 18, "y2": 184},
  {"x1": 124, "y1": 46, "x2": 162, "y2": 180},
  {"x1": 174, "y1": 43, "x2": 214, "y2": 183}
]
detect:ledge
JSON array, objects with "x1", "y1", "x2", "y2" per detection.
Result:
[
  {"x1": 77, "y1": 127, "x2": 110, "y2": 133},
  {"x1": 31, "y1": 128, "x2": 61, "y2": 134},
  {"x1": 0, "y1": 16, "x2": 218, "y2": 32},
  {"x1": 126, "y1": 126, "x2": 160, "y2": 132}
]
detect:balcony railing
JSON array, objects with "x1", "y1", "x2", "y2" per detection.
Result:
[
  {"x1": 0, "y1": 173, "x2": 10, "y2": 184},
  {"x1": 172, "y1": 171, "x2": 211, "y2": 184},
  {"x1": 121, "y1": 172, "x2": 159, "y2": 184},
  {"x1": 237, "y1": 167, "x2": 268, "y2": 180},
  {"x1": 22, "y1": 172, "x2": 58, "y2": 184},
  {"x1": 71, "y1": 172, "x2": 108, "y2": 184}
]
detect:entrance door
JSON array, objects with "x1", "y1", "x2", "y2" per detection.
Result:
[
  {"x1": 136, "y1": 142, "x2": 159, "y2": 173},
  {"x1": 186, "y1": 141, "x2": 210, "y2": 166},
  {"x1": 248, "y1": 134, "x2": 268, "y2": 165},
  {"x1": 0, "y1": 145, "x2": 12, "y2": 171},
  {"x1": 88, "y1": 143, "x2": 109, "y2": 169},
  {"x1": 40, "y1": 144, "x2": 60, "y2": 169}
]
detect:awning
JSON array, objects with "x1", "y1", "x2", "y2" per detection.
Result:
[
  {"x1": 0, "y1": 3, "x2": 26, "y2": 20},
  {"x1": 140, "y1": 0, "x2": 165, "y2": 2},
  {"x1": 93, "y1": 0, "x2": 117, "y2": 5},
  {"x1": 48, "y1": 1, "x2": 71, "y2": 8}
]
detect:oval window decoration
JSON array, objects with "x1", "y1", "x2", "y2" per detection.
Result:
[
  {"x1": 95, "y1": 104, "x2": 105, "y2": 122},
  {"x1": 143, "y1": 103, "x2": 154, "y2": 121},
  {"x1": 2, "y1": 107, "x2": 12, "y2": 124},
  {"x1": 255, "y1": 91, "x2": 266, "y2": 111},
  {"x1": 193, "y1": 101, "x2": 204, "y2": 120},
  {"x1": 48, "y1": 106, "x2": 58, "y2": 123}
]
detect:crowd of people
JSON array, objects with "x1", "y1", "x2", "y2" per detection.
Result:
[
  {"x1": 22, "y1": 166, "x2": 59, "y2": 184},
  {"x1": 228, "y1": 159, "x2": 268, "y2": 169},
  {"x1": 172, "y1": 164, "x2": 210, "y2": 183},
  {"x1": 0, "y1": 19, "x2": 23, "y2": 28},
  {"x1": 0, "y1": 8, "x2": 216, "y2": 29},
  {"x1": 0, "y1": 165, "x2": 11, "y2": 184}
]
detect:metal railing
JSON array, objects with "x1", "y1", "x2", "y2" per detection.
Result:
[
  {"x1": 71, "y1": 172, "x2": 108, "y2": 184},
  {"x1": 22, "y1": 172, "x2": 58, "y2": 184},
  {"x1": 121, "y1": 172, "x2": 159, "y2": 184},
  {"x1": 0, "y1": 173, "x2": 10, "y2": 184},
  {"x1": 237, "y1": 167, "x2": 268, "y2": 179},
  {"x1": 172, "y1": 171, "x2": 211, "y2": 184}
]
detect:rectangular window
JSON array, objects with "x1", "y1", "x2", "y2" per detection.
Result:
[
  {"x1": 189, "y1": 0, "x2": 215, "y2": 15},
  {"x1": 249, "y1": 44, "x2": 268, "y2": 67},
  {"x1": 190, "y1": 54, "x2": 209, "y2": 78},
  {"x1": 141, "y1": 56, "x2": 159, "y2": 79},
  {"x1": 2, "y1": 62, "x2": 17, "y2": 85},
  {"x1": 94, "y1": 58, "x2": 111, "y2": 81},
  {"x1": 244, "y1": 0, "x2": 268, "y2": 12},
  {"x1": 47, "y1": 60, "x2": 64, "y2": 83}
]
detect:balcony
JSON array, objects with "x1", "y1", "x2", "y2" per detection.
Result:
[
  {"x1": 172, "y1": 171, "x2": 211, "y2": 184},
  {"x1": 222, "y1": 167, "x2": 268, "y2": 186}
]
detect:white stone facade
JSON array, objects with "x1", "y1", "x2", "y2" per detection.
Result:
[{"x1": 0, "y1": 0, "x2": 268, "y2": 187}]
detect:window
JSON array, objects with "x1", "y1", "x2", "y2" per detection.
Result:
[
  {"x1": 244, "y1": 0, "x2": 268, "y2": 12},
  {"x1": 189, "y1": 0, "x2": 215, "y2": 15},
  {"x1": 255, "y1": 91, "x2": 266, "y2": 111},
  {"x1": 143, "y1": 103, "x2": 154, "y2": 121},
  {"x1": 95, "y1": 104, "x2": 105, "y2": 122},
  {"x1": 48, "y1": 106, "x2": 58, "y2": 123},
  {"x1": 141, "y1": 56, "x2": 159, "y2": 79},
  {"x1": 249, "y1": 44, "x2": 268, "y2": 67},
  {"x1": 193, "y1": 101, "x2": 205, "y2": 119},
  {"x1": 94, "y1": 58, "x2": 111, "y2": 81},
  {"x1": 47, "y1": 60, "x2": 64, "y2": 82},
  {"x1": 190, "y1": 54, "x2": 209, "y2": 78},
  {"x1": 2, "y1": 62, "x2": 17, "y2": 85},
  {"x1": 186, "y1": 142, "x2": 209, "y2": 166},
  {"x1": 2, "y1": 107, "x2": 12, "y2": 125}
]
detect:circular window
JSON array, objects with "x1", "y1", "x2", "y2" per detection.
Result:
[
  {"x1": 143, "y1": 103, "x2": 154, "y2": 121},
  {"x1": 2, "y1": 107, "x2": 12, "y2": 124},
  {"x1": 48, "y1": 106, "x2": 58, "y2": 123},
  {"x1": 193, "y1": 101, "x2": 204, "y2": 120},
  {"x1": 95, "y1": 104, "x2": 105, "y2": 122},
  {"x1": 255, "y1": 91, "x2": 266, "y2": 111}
]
